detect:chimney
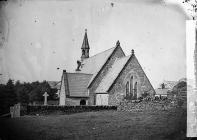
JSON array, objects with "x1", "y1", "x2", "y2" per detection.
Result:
[
  {"x1": 131, "y1": 49, "x2": 135, "y2": 55},
  {"x1": 76, "y1": 60, "x2": 81, "y2": 71}
]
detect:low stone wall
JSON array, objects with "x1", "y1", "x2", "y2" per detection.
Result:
[
  {"x1": 118, "y1": 98, "x2": 185, "y2": 112},
  {"x1": 26, "y1": 105, "x2": 117, "y2": 115}
]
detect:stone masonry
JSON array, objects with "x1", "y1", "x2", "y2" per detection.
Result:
[
  {"x1": 88, "y1": 46, "x2": 125, "y2": 105},
  {"x1": 108, "y1": 55, "x2": 155, "y2": 105}
]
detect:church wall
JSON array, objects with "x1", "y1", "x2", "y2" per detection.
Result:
[
  {"x1": 108, "y1": 55, "x2": 155, "y2": 106},
  {"x1": 88, "y1": 46, "x2": 125, "y2": 105}
]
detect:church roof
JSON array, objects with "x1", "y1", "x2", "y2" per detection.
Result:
[
  {"x1": 155, "y1": 88, "x2": 169, "y2": 95},
  {"x1": 79, "y1": 47, "x2": 116, "y2": 74},
  {"x1": 66, "y1": 73, "x2": 92, "y2": 97},
  {"x1": 95, "y1": 55, "x2": 131, "y2": 93},
  {"x1": 162, "y1": 80, "x2": 178, "y2": 90}
]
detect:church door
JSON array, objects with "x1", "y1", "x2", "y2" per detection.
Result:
[
  {"x1": 134, "y1": 82, "x2": 137, "y2": 99},
  {"x1": 96, "y1": 94, "x2": 109, "y2": 105},
  {"x1": 130, "y1": 76, "x2": 133, "y2": 99}
]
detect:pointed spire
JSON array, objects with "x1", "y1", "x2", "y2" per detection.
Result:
[
  {"x1": 81, "y1": 29, "x2": 90, "y2": 49},
  {"x1": 116, "y1": 40, "x2": 120, "y2": 47}
]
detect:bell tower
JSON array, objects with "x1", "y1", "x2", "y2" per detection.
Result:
[{"x1": 81, "y1": 29, "x2": 90, "y2": 61}]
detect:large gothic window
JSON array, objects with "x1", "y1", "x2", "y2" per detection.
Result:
[
  {"x1": 126, "y1": 81, "x2": 129, "y2": 97},
  {"x1": 134, "y1": 82, "x2": 137, "y2": 99},
  {"x1": 130, "y1": 76, "x2": 133, "y2": 97}
]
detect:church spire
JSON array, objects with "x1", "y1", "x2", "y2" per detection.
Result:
[{"x1": 81, "y1": 29, "x2": 90, "y2": 61}]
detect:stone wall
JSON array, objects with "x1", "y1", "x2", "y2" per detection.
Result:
[
  {"x1": 26, "y1": 105, "x2": 117, "y2": 115},
  {"x1": 108, "y1": 55, "x2": 155, "y2": 105},
  {"x1": 88, "y1": 46, "x2": 125, "y2": 105},
  {"x1": 118, "y1": 98, "x2": 184, "y2": 112}
]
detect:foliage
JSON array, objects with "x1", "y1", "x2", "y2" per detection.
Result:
[
  {"x1": 141, "y1": 91, "x2": 149, "y2": 98},
  {"x1": 27, "y1": 105, "x2": 117, "y2": 115},
  {"x1": 0, "y1": 79, "x2": 58, "y2": 115},
  {"x1": 177, "y1": 99, "x2": 184, "y2": 107},
  {"x1": 172, "y1": 81, "x2": 187, "y2": 95},
  {"x1": 0, "y1": 79, "x2": 17, "y2": 115},
  {"x1": 182, "y1": 0, "x2": 197, "y2": 20}
]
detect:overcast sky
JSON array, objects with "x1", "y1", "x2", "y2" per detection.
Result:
[{"x1": 0, "y1": 0, "x2": 189, "y2": 88}]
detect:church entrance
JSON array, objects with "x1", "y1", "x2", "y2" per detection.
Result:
[
  {"x1": 80, "y1": 99, "x2": 86, "y2": 105},
  {"x1": 96, "y1": 94, "x2": 109, "y2": 105}
]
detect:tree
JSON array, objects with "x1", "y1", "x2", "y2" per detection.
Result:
[
  {"x1": 182, "y1": 0, "x2": 197, "y2": 20},
  {"x1": 5, "y1": 79, "x2": 17, "y2": 105},
  {"x1": 28, "y1": 81, "x2": 57, "y2": 103},
  {"x1": 0, "y1": 79, "x2": 17, "y2": 115},
  {"x1": 14, "y1": 81, "x2": 29, "y2": 104}
]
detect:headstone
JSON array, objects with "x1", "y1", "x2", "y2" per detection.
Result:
[
  {"x1": 43, "y1": 92, "x2": 49, "y2": 106},
  {"x1": 10, "y1": 103, "x2": 21, "y2": 118}
]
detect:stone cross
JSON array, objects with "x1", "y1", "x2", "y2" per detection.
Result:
[{"x1": 43, "y1": 92, "x2": 49, "y2": 106}]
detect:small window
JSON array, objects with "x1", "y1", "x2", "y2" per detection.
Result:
[{"x1": 82, "y1": 50, "x2": 85, "y2": 55}]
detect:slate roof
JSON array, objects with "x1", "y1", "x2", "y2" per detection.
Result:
[
  {"x1": 79, "y1": 47, "x2": 116, "y2": 74},
  {"x1": 155, "y1": 88, "x2": 169, "y2": 95},
  {"x1": 162, "y1": 81, "x2": 178, "y2": 90},
  {"x1": 78, "y1": 47, "x2": 117, "y2": 88},
  {"x1": 65, "y1": 73, "x2": 93, "y2": 97},
  {"x1": 95, "y1": 55, "x2": 131, "y2": 93}
]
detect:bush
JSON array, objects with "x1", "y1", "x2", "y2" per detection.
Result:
[
  {"x1": 26, "y1": 105, "x2": 117, "y2": 115},
  {"x1": 177, "y1": 99, "x2": 184, "y2": 107}
]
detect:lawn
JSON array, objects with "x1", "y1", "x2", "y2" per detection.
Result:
[{"x1": 0, "y1": 108, "x2": 187, "y2": 140}]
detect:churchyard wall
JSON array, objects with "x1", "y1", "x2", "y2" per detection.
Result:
[
  {"x1": 26, "y1": 105, "x2": 117, "y2": 115},
  {"x1": 118, "y1": 97, "x2": 186, "y2": 112}
]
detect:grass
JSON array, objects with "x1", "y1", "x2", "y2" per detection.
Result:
[{"x1": 0, "y1": 108, "x2": 187, "y2": 140}]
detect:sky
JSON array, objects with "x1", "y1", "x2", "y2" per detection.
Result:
[{"x1": 0, "y1": 0, "x2": 189, "y2": 88}]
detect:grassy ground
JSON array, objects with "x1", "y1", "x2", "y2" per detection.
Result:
[{"x1": 0, "y1": 108, "x2": 187, "y2": 140}]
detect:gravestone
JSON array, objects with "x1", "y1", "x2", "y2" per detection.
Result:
[
  {"x1": 10, "y1": 103, "x2": 21, "y2": 118},
  {"x1": 43, "y1": 92, "x2": 49, "y2": 106}
]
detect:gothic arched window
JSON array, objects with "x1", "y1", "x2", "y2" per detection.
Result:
[
  {"x1": 130, "y1": 76, "x2": 133, "y2": 97},
  {"x1": 126, "y1": 81, "x2": 129, "y2": 97},
  {"x1": 134, "y1": 82, "x2": 137, "y2": 99}
]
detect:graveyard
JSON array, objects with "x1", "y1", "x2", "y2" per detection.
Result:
[
  {"x1": 0, "y1": 107, "x2": 186, "y2": 140},
  {"x1": 0, "y1": 78, "x2": 188, "y2": 140}
]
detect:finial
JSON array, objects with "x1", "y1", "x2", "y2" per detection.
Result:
[
  {"x1": 85, "y1": 29, "x2": 87, "y2": 33},
  {"x1": 131, "y1": 49, "x2": 134, "y2": 55},
  {"x1": 116, "y1": 40, "x2": 120, "y2": 46}
]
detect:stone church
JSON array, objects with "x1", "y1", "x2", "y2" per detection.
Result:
[{"x1": 59, "y1": 30, "x2": 155, "y2": 106}]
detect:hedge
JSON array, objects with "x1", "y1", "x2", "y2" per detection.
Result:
[{"x1": 26, "y1": 105, "x2": 117, "y2": 115}]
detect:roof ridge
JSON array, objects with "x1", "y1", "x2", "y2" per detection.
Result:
[
  {"x1": 116, "y1": 55, "x2": 131, "y2": 60},
  {"x1": 67, "y1": 72, "x2": 93, "y2": 75},
  {"x1": 85, "y1": 46, "x2": 116, "y2": 60}
]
